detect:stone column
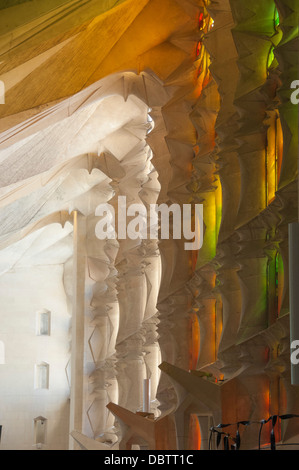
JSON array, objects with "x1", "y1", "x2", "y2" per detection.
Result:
[{"x1": 69, "y1": 210, "x2": 86, "y2": 449}]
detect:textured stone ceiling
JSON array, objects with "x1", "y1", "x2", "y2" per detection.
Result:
[{"x1": 0, "y1": 0, "x2": 200, "y2": 449}]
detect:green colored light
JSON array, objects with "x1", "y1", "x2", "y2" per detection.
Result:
[
  {"x1": 267, "y1": 46, "x2": 275, "y2": 70},
  {"x1": 274, "y1": 7, "x2": 280, "y2": 28}
]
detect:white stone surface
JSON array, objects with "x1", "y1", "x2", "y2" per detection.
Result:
[{"x1": 0, "y1": 72, "x2": 168, "y2": 449}]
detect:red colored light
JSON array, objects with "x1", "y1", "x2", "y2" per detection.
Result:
[{"x1": 198, "y1": 13, "x2": 204, "y2": 29}]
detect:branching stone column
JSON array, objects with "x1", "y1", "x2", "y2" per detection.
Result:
[{"x1": 69, "y1": 210, "x2": 86, "y2": 449}]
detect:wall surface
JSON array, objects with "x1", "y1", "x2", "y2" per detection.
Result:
[{"x1": 0, "y1": 264, "x2": 70, "y2": 450}]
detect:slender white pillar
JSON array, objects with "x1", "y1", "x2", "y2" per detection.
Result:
[
  {"x1": 289, "y1": 79, "x2": 299, "y2": 385},
  {"x1": 69, "y1": 211, "x2": 86, "y2": 448},
  {"x1": 142, "y1": 378, "x2": 151, "y2": 413},
  {"x1": 289, "y1": 222, "x2": 299, "y2": 385}
]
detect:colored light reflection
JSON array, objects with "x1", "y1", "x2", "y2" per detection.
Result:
[
  {"x1": 267, "y1": 45, "x2": 275, "y2": 70},
  {"x1": 215, "y1": 174, "x2": 222, "y2": 241},
  {"x1": 189, "y1": 312, "x2": 200, "y2": 370},
  {"x1": 196, "y1": 41, "x2": 202, "y2": 57},
  {"x1": 275, "y1": 116, "x2": 283, "y2": 190},
  {"x1": 198, "y1": 12, "x2": 204, "y2": 29},
  {"x1": 194, "y1": 11, "x2": 214, "y2": 97},
  {"x1": 189, "y1": 415, "x2": 201, "y2": 450},
  {"x1": 276, "y1": 252, "x2": 284, "y2": 316},
  {"x1": 193, "y1": 176, "x2": 222, "y2": 271},
  {"x1": 274, "y1": 7, "x2": 280, "y2": 29},
  {"x1": 215, "y1": 299, "x2": 223, "y2": 355},
  {"x1": 266, "y1": 114, "x2": 283, "y2": 205}
]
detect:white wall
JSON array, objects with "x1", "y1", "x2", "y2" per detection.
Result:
[{"x1": 0, "y1": 264, "x2": 70, "y2": 450}]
